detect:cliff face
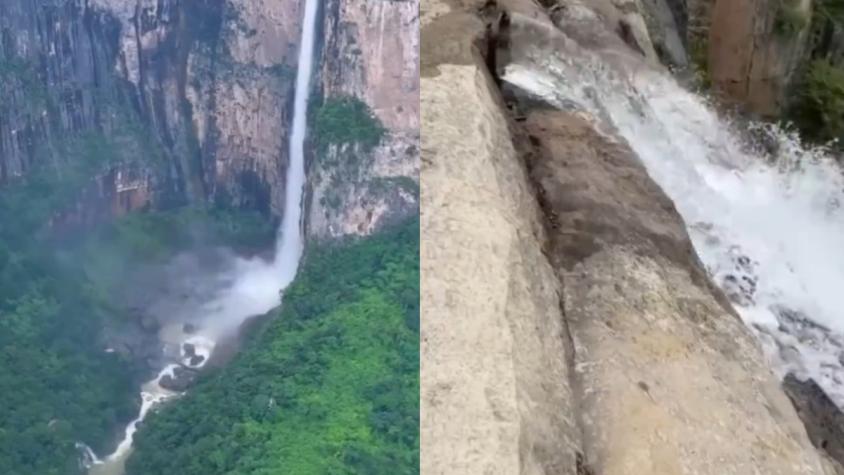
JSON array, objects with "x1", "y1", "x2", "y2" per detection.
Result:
[
  {"x1": 421, "y1": 0, "x2": 840, "y2": 473},
  {"x1": 708, "y1": 0, "x2": 813, "y2": 117},
  {"x1": 0, "y1": 0, "x2": 416, "y2": 239},
  {"x1": 307, "y1": 0, "x2": 420, "y2": 239},
  {"x1": 0, "y1": 0, "x2": 302, "y2": 224}
]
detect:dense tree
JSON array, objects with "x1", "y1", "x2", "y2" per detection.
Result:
[
  {"x1": 0, "y1": 172, "x2": 276, "y2": 475},
  {"x1": 126, "y1": 218, "x2": 420, "y2": 475}
]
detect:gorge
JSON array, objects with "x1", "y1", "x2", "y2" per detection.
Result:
[
  {"x1": 0, "y1": 0, "x2": 419, "y2": 474},
  {"x1": 87, "y1": 0, "x2": 319, "y2": 471}
]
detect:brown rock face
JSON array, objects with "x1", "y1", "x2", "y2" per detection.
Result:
[
  {"x1": 421, "y1": 2, "x2": 580, "y2": 474},
  {"x1": 708, "y1": 0, "x2": 812, "y2": 117},
  {"x1": 0, "y1": 0, "x2": 301, "y2": 224},
  {"x1": 307, "y1": 0, "x2": 420, "y2": 239}
]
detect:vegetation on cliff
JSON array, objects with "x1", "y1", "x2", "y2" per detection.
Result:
[
  {"x1": 782, "y1": 1, "x2": 844, "y2": 144},
  {"x1": 313, "y1": 96, "x2": 386, "y2": 151},
  {"x1": 789, "y1": 59, "x2": 844, "y2": 143},
  {"x1": 774, "y1": 0, "x2": 811, "y2": 37},
  {"x1": 125, "y1": 218, "x2": 420, "y2": 475}
]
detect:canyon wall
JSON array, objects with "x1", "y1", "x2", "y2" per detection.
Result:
[
  {"x1": 1, "y1": 0, "x2": 417, "y2": 238},
  {"x1": 0, "y1": 0, "x2": 302, "y2": 221},
  {"x1": 307, "y1": 0, "x2": 420, "y2": 239},
  {"x1": 708, "y1": 0, "x2": 813, "y2": 117}
]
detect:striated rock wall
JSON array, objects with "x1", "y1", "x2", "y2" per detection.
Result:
[
  {"x1": 0, "y1": 0, "x2": 300, "y2": 226},
  {"x1": 1, "y1": 0, "x2": 415, "y2": 238},
  {"x1": 307, "y1": 0, "x2": 420, "y2": 239}
]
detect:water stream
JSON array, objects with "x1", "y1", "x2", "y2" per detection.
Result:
[
  {"x1": 84, "y1": 0, "x2": 320, "y2": 471},
  {"x1": 503, "y1": 25, "x2": 844, "y2": 408}
]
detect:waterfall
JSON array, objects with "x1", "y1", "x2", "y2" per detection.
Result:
[
  {"x1": 274, "y1": 0, "x2": 319, "y2": 288},
  {"x1": 86, "y1": 0, "x2": 320, "y2": 471},
  {"x1": 503, "y1": 30, "x2": 844, "y2": 408}
]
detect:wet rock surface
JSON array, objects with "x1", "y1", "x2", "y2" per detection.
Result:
[
  {"x1": 521, "y1": 103, "x2": 827, "y2": 474},
  {"x1": 158, "y1": 366, "x2": 200, "y2": 392},
  {"x1": 784, "y1": 373, "x2": 844, "y2": 468},
  {"x1": 719, "y1": 251, "x2": 758, "y2": 306}
]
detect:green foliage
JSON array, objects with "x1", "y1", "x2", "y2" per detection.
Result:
[
  {"x1": 0, "y1": 232, "x2": 137, "y2": 475},
  {"x1": 788, "y1": 59, "x2": 844, "y2": 142},
  {"x1": 689, "y1": 37, "x2": 712, "y2": 90},
  {"x1": 126, "y1": 219, "x2": 420, "y2": 475},
  {"x1": 89, "y1": 207, "x2": 274, "y2": 258},
  {"x1": 0, "y1": 156, "x2": 276, "y2": 475},
  {"x1": 0, "y1": 85, "x2": 181, "y2": 475},
  {"x1": 313, "y1": 96, "x2": 386, "y2": 151},
  {"x1": 775, "y1": 0, "x2": 811, "y2": 36},
  {"x1": 816, "y1": 0, "x2": 844, "y2": 24},
  {"x1": 369, "y1": 176, "x2": 420, "y2": 200}
]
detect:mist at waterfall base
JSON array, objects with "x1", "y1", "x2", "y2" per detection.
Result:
[
  {"x1": 503, "y1": 33, "x2": 844, "y2": 408},
  {"x1": 85, "y1": 0, "x2": 319, "y2": 471}
]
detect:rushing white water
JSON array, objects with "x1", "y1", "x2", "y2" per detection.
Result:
[
  {"x1": 503, "y1": 32, "x2": 844, "y2": 407},
  {"x1": 85, "y1": 0, "x2": 319, "y2": 471}
]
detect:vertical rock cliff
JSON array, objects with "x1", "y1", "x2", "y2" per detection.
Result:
[
  {"x1": 307, "y1": 0, "x2": 420, "y2": 238},
  {"x1": 1, "y1": 0, "x2": 417, "y2": 240},
  {"x1": 0, "y1": 0, "x2": 303, "y2": 222},
  {"x1": 708, "y1": 0, "x2": 813, "y2": 117}
]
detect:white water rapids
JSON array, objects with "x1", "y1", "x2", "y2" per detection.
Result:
[
  {"x1": 85, "y1": 0, "x2": 319, "y2": 471},
  {"x1": 504, "y1": 30, "x2": 844, "y2": 408}
]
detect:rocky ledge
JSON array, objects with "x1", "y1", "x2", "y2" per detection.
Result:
[{"x1": 421, "y1": 0, "x2": 844, "y2": 473}]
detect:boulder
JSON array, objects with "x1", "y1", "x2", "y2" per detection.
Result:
[
  {"x1": 158, "y1": 365, "x2": 199, "y2": 392},
  {"x1": 188, "y1": 354, "x2": 206, "y2": 367},
  {"x1": 783, "y1": 373, "x2": 844, "y2": 470}
]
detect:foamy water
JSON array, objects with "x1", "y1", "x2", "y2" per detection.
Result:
[{"x1": 504, "y1": 36, "x2": 844, "y2": 407}]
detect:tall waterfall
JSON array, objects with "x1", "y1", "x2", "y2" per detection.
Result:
[
  {"x1": 503, "y1": 28, "x2": 844, "y2": 408},
  {"x1": 275, "y1": 0, "x2": 319, "y2": 288},
  {"x1": 87, "y1": 0, "x2": 320, "y2": 472}
]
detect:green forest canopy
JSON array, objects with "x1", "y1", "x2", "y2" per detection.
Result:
[
  {"x1": 126, "y1": 218, "x2": 420, "y2": 475},
  {"x1": 0, "y1": 197, "x2": 275, "y2": 475}
]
